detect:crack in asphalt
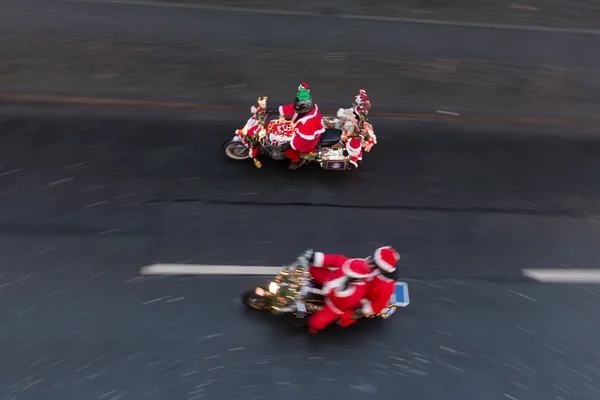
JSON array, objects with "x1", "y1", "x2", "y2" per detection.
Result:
[{"x1": 143, "y1": 198, "x2": 589, "y2": 217}]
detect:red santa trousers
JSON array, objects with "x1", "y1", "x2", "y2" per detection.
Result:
[
  {"x1": 285, "y1": 135, "x2": 321, "y2": 163},
  {"x1": 308, "y1": 282, "x2": 367, "y2": 332}
]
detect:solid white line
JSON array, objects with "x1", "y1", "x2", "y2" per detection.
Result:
[
  {"x1": 62, "y1": 0, "x2": 320, "y2": 16},
  {"x1": 140, "y1": 264, "x2": 282, "y2": 275},
  {"x1": 522, "y1": 269, "x2": 600, "y2": 283},
  {"x1": 62, "y1": 0, "x2": 600, "y2": 36},
  {"x1": 338, "y1": 13, "x2": 600, "y2": 35}
]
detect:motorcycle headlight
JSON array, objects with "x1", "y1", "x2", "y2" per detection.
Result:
[{"x1": 269, "y1": 281, "x2": 279, "y2": 294}]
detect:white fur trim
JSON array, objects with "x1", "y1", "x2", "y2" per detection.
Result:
[
  {"x1": 374, "y1": 247, "x2": 396, "y2": 272},
  {"x1": 349, "y1": 159, "x2": 358, "y2": 168},
  {"x1": 295, "y1": 126, "x2": 325, "y2": 140},
  {"x1": 343, "y1": 120, "x2": 354, "y2": 133},
  {"x1": 366, "y1": 269, "x2": 379, "y2": 280},
  {"x1": 335, "y1": 281, "x2": 365, "y2": 298},
  {"x1": 278, "y1": 105, "x2": 284, "y2": 116},
  {"x1": 361, "y1": 300, "x2": 374, "y2": 315},
  {"x1": 325, "y1": 298, "x2": 344, "y2": 315},
  {"x1": 346, "y1": 141, "x2": 361, "y2": 157},
  {"x1": 313, "y1": 252, "x2": 325, "y2": 267},
  {"x1": 322, "y1": 276, "x2": 347, "y2": 295},
  {"x1": 335, "y1": 285, "x2": 355, "y2": 298},
  {"x1": 341, "y1": 259, "x2": 369, "y2": 279}
]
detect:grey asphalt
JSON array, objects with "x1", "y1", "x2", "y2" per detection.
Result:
[
  {"x1": 1, "y1": 109, "x2": 600, "y2": 398},
  {"x1": 2, "y1": 0, "x2": 600, "y2": 118},
  {"x1": 168, "y1": 0, "x2": 600, "y2": 30},
  {"x1": 3, "y1": 0, "x2": 599, "y2": 67}
]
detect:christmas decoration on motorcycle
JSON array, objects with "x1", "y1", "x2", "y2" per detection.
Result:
[
  {"x1": 268, "y1": 266, "x2": 311, "y2": 309},
  {"x1": 352, "y1": 89, "x2": 377, "y2": 152},
  {"x1": 236, "y1": 96, "x2": 271, "y2": 169},
  {"x1": 235, "y1": 124, "x2": 261, "y2": 167},
  {"x1": 254, "y1": 96, "x2": 268, "y2": 128},
  {"x1": 266, "y1": 119, "x2": 294, "y2": 146},
  {"x1": 361, "y1": 121, "x2": 377, "y2": 152},
  {"x1": 300, "y1": 150, "x2": 319, "y2": 160},
  {"x1": 353, "y1": 88, "x2": 371, "y2": 116}
]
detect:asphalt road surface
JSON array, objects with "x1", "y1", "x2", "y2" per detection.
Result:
[
  {"x1": 2, "y1": 0, "x2": 600, "y2": 117},
  {"x1": 4, "y1": 0, "x2": 599, "y2": 67},
  {"x1": 0, "y1": 108, "x2": 599, "y2": 399}
]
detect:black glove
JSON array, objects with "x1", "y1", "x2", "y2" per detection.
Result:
[{"x1": 302, "y1": 249, "x2": 315, "y2": 263}]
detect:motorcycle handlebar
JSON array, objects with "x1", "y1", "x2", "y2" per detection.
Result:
[{"x1": 266, "y1": 108, "x2": 280, "y2": 117}]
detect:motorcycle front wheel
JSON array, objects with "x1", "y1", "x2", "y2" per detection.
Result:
[
  {"x1": 241, "y1": 289, "x2": 269, "y2": 311},
  {"x1": 223, "y1": 139, "x2": 251, "y2": 160}
]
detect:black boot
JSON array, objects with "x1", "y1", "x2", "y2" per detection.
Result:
[{"x1": 289, "y1": 159, "x2": 306, "y2": 170}]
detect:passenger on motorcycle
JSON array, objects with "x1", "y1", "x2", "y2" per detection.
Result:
[
  {"x1": 305, "y1": 251, "x2": 371, "y2": 334},
  {"x1": 353, "y1": 246, "x2": 401, "y2": 323},
  {"x1": 279, "y1": 82, "x2": 326, "y2": 170}
]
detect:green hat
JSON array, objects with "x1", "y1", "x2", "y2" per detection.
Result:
[{"x1": 297, "y1": 82, "x2": 311, "y2": 102}]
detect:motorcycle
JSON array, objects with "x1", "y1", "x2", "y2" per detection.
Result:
[
  {"x1": 240, "y1": 250, "x2": 410, "y2": 325},
  {"x1": 222, "y1": 96, "x2": 370, "y2": 171}
]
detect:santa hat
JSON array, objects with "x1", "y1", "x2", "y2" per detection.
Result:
[
  {"x1": 296, "y1": 82, "x2": 311, "y2": 102},
  {"x1": 322, "y1": 258, "x2": 370, "y2": 295},
  {"x1": 373, "y1": 246, "x2": 400, "y2": 272},
  {"x1": 345, "y1": 137, "x2": 362, "y2": 158},
  {"x1": 342, "y1": 259, "x2": 371, "y2": 279}
]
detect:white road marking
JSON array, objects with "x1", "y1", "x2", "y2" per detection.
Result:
[
  {"x1": 522, "y1": 269, "x2": 600, "y2": 283},
  {"x1": 62, "y1": 0, "x2": 600, "y2": 36},
  {"x1": 140, "y1": 264, "x2": 283, "y2": 276},
  {"x1": 63, "y1": 0, "x2": 320, "y2": 16},
  {"x1": 437, "y1": 110, "x2": 460, "y2": 116},
  {"x1": 142, "y1": 265, "x2": 600, "y2": 284}
]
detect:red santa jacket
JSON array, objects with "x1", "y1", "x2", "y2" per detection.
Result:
[
  {"x1": 311, "y1": 252, "x2": 370, "y2": 298},
  {"x1": 279, "y1": 103, "x2": 325, "y2": 141},
  {"x1": 361, "y1": 270, "x2": 396, "y2": 315}
]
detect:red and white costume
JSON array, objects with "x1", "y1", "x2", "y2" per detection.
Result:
[
  {"x1": 345, "y1": 135, "x2": 363, "y2": 169},
  {"x1": 278, "y1": 83, "x2": 325, "y2": 163},
  {"x1": 361, "y1": 247, "x2": 401, "y2": 316},
  {"x1": 332, "y1": 89, "x2": 377, "y2": 168},
  {"x1": 308, "y1": 253, "x2": 371, "y2": 333},
  {"x1": 236, "y1": 97, "x2": 270, "y2": 159},
  {"x1": 235, "y1": 115, "x2": 261, "y2": 158}
]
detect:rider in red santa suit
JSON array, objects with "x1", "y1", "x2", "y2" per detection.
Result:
[
  {"x1": 279, "y1": 83, "x2": 326, "y2": 170},
  {"x1": 358, "y1": 246, "x2": 401, "y2": 319},
  {"x1": 306, "y1": 252, "x2": 371, "y2": 334}
]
